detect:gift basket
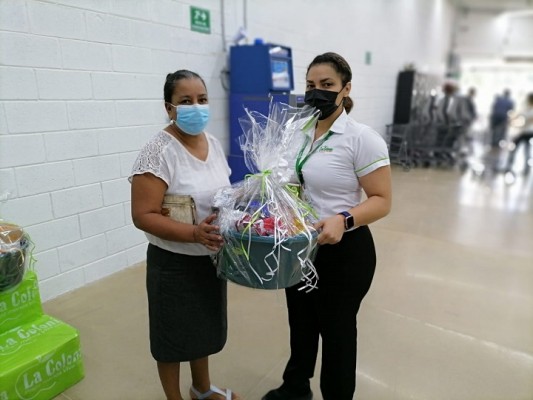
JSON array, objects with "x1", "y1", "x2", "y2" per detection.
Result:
[
  {"x1": 0, "y1": 221, "x2": 31, "y2": 292},
  {"x1": 214, "y1": 101, "x2": 320, "y2": 290}
]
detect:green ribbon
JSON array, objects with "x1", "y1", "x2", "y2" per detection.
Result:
[
  {"x1": 245, "y1": 169, "x2": 272, "y2": 201},
  {"x1": 239, "y1": 170, "x2": 274, "y2": 260},
  {"x1": 284, "y1": 184, "x2": 318, "y2": 221}
]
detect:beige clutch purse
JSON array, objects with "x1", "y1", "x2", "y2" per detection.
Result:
[{"x1": 161, "y1": 195, "x2": 198, "y2": 225}]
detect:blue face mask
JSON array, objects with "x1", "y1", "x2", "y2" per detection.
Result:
[{"x1": 172, "y1": 104, "x2": 209, "y2": 135}]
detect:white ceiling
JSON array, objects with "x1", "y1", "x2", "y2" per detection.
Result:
[{"x1": 450, "y1": 0, "x2": 533, "y2": 12}]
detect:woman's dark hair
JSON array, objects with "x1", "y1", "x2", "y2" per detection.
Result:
[
  {"x1": 306, "y1": 52, "x2": 354, "y2": 114},
  {"x1": 163, "y1": 70, "x2": 206, "y2": 103}
]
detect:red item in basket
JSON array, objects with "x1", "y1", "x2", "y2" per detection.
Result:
[{"x1": 261, "y1": 217, "x2": 275, "y2": 235}]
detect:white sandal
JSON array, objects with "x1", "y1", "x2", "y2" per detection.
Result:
[{"x1": 190, "y1": 384, "x2": 232, "y2": 400}]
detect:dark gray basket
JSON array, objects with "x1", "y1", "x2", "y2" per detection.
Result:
[{"x1": 218, "y1": 231, "x2": 317, "y2": 290}]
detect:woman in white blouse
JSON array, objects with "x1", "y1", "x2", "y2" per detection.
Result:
[{"x1": 130, "y1": 70, "x2": 240, "y2": 400}]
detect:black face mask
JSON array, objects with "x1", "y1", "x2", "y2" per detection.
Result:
[{"x1": 304, "y1": 88, "x2": 343, "y2": 120}]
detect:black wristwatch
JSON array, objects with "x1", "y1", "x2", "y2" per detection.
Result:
[{"x1": 338, "y1": 211, "x2": 355, "y2": 230}]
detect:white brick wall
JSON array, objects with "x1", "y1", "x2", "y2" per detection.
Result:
[
  {"x1": 51, "y1": 0, "x2": 110, "y2": 13},
  {"x1": 58, "y1": 234, "x2": 107, "y2": 272},
  {"x1": 16, "y1": 161, "x2": 75, "y2": 197},
  {"x1": 0, "y1": 103, "x2": 8, "y2": 134},
  {"x1": 85, "y1": 12, "x2": 134, "y2": 46},
  {"x1": 33, "y1": 249, "x2": 60, "y2": 280},
  {"x1": 83, "y1": 252, "x2": 129, "y2": 285},
  {"x1": 0, "y1": 67, "x2": 38, "y2": 100},
  {"x1": 36, "y1": 70, "x2": 93, "y2": 100},
  {"x1": 119, "y1": 152, "x2": 140, "y2": 178},
  {"x1": 122, "y1": 201, "x2": 133, "y2": 225},
  {"x1": 150, "y1": 1, "x2": 186, "y2": 27},
  {"x1": 0, "y1": 0, "x2": 453, "y2": 301},
  {"x1": 115, "y1": 100, "x2": 161, "y2": 126},
  {"x1": 61, "y1": 39, "x2": 113, "y2": 71},
  {"x1": 38, "y1": 268, "x2": 85, "y2": 302},
  {"x1": 109, "y1": 0, "x2": 152, "y2": 21},
  {"x1": 67, "y1": 101, "x2": 116, "y2": 129},
  {"x1": 92, "y1": 73, "x2": 161, "y2": 100},
  {"x1": 44, "y1": 130, "x2": 99, "y2": 162},
  {"x1": 105, "y1": 224, "x2": 146, "y2": 254},
  {"x1": 73, "y1": 155, "x2": 121, "y2": 185},
  {"x1": 0, "y1": 168, "x2": 17, "y2": 197},
  {"x1": 0, "y1": 193, "x2": 53, "y2": 227},
  {"x1": 0, "y1": 134, "x2": 46, "y2": 167},
  {"x1": 97, "y1": 126, "x2": 161, "y2": 155},
  {"x1": 126, "y1": 243, "x2": 147, "y2": 267},
  {"x1": 79, "y1": 204, "x2": 125, "y2": 239},
  {"x1": 4, "y1": 101, "x2": 68, "y2": 133},
  {"x1": 112, "y1": 45, "x2": 153, "y2": 73},
  {"x1": 27, "y1": 1, "x2": 87, "y2": 40},
  {"x1": 51, "y1": 184, "x2": 104, "y2": 218},
  {"x1": 101, "y1": 178, "x2": 130, "y2": 206},
  {"x1": 25, "y1": 215, "x2": 81, "y2": 253},
  {"x1": 0, "y1": 32, "x2": 61, "y2": 68},
  {"x1": 0, "y1": 0, "x2": 30, "y2": 33}
]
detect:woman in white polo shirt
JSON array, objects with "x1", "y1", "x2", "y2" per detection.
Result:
[{"x1": 263, "y1": 53, "x2": 392, "y2": 400}]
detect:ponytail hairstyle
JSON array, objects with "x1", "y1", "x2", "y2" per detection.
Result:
[
  {"x1": 163, "y1": 69, "x2": 206, "y2": 104},
  {"x1": 306, "y1": 52, "x2": 354, "y2": 114}
]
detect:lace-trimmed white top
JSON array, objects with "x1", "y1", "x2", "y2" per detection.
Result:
[{"x1": 129, "y1": 130, "x2": 231, "y2": 256}]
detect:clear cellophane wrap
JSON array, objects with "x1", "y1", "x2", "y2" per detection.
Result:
[
  {"x1": 214, "y1": 101, "x2": 320, "y2": 291},
  {"x1": 0, "y1": 219, "x2": 32, "y2": 292}
]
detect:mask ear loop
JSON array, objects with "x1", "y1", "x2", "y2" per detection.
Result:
[
  {"x1": 335, "y1": 84, "x2": 350, "y2": 112},
  {"x1": 338, "y1": 84, "x2": 347, "y2": 104},
  {"x1": 166, "y1": 102, "x2": 177, "y2": 123}
]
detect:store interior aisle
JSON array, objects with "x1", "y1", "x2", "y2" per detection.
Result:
[{"x1": 45, "y1": 166, "x2": 533, "y2": 400}]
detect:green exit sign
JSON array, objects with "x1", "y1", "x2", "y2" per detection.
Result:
[{"x1": 190, "y1": 6, "x2": 211, "y2": 34}]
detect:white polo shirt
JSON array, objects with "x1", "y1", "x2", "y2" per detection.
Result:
[{"x1": 296, "y1": 110, "x2": 390, "y2": 220}]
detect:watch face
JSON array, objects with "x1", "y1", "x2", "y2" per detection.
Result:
[
  {"x1": 339, "y1": 211, "x2": 354, "y2": 229},
  {"x1": 345, "y1": 215, "x2": 354, "y2": 229}
]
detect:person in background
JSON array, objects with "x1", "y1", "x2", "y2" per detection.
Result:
[
  {"x1": 505, "y1": 92, "x2": 533, "y2": 176},
  {"x1": 433, "y1": 81, "x2": 463, "y2": 164},
  {"x1": 457, "y1": 87, "x2": 478, "y2": 163},
  {"x1": 263, "y1": 52, "x2": 392, "y2": 400},
  {"x1": 463, "y1": 87, "x2": 478, "y2": 126},
  {"x1": 130, "y1": 70, "x2": 240, "y2": 400},
  {"x1": 489, "y1": 89, "x2": 514, "y2": 148},
  {"x1": 435, "y1": 81, "x2": 461, "y2": 126}
]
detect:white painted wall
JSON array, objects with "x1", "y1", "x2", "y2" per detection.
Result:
[
  {"x1": 454, "y1": 8, "x2": 533, "y2": 60},
  {"x1": 0, "y1": 0, "x2": 453, "y2": 301}
]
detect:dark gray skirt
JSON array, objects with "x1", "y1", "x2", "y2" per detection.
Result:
[{"x1": 146, "y1": 244, "x2": 227, "y2": 362}]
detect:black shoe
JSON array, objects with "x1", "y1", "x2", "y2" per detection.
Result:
[{"x1": 262, "y1": 386, "x2": 313, "y2": 400}]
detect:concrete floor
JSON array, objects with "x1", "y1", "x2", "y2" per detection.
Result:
[{"x1": 44, "y1": 165, "x2": 533, "y2": 400}]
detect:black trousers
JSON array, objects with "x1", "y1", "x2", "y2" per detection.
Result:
[
  {"x1": 506, "y1": 131, "x2": 533, "y2": 173},
  {"x1": 282, "y1": 226, "x2": 376, "y2": 400}
]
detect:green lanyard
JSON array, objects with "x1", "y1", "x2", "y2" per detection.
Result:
[{"x1": 295, "y1": 131, "x2": 333, "y2": 185}]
